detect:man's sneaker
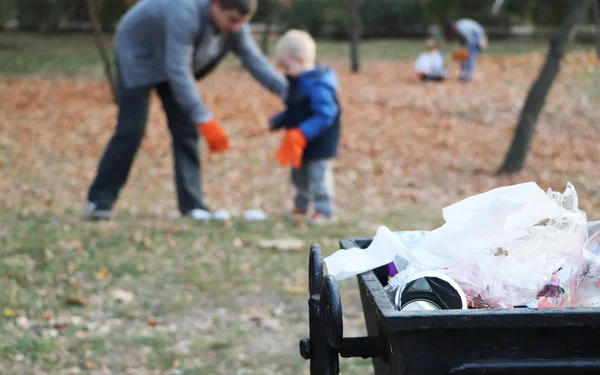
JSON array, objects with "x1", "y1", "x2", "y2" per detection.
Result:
[
  {"x1": 212, "y1": 209, "x2": 231, "y2": 221},
  {"x1": 86, "y1": 202, "x2": 113, "y2": 221},
  {"x1": 307, "y1": 212, "x2": 337, "y2": 226},
  {"x1": 185, "y1": 208, "x2": 213, "y2": 221},
  {"x1": 283, "y1": 207, "x2": 308, "y2": 220}
]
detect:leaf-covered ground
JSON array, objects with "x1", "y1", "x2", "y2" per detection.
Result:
[
  {"x1": 1, "y1": 47, "x2": 599, "y2": 374},
  {"x1": 1, "y1": 52, "x2": 599, "y2": 217}
]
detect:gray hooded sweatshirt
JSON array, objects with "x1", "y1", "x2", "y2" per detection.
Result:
[{"x1": 115, "y1": 0, "x2": 287, "y2": 123}]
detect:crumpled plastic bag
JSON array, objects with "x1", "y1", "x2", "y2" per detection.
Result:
[
  {"x1": 387, "y1": 231, "x2": 429, "y2": 277},
  {"x1": 324, "y1": 226, "x2": 411, "y2": 281},
  {"x1": 570, "y1": 230, "x2": 600, "y2": 307},
  {"x1": 389, "y1": 182, "x2": 588, "y2": 308}
]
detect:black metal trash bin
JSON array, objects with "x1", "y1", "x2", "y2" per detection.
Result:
[{"x1": 299, "y1": 235, "x2": 600, "y2": 375}]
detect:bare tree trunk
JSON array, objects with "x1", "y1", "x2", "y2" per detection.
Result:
[
  {"x1": 261, "y1": 17, "x2": 274, "y2": 56},
  {"x1": 498, "y1": 0, "x2": 591, "y2": 174},
  {"x1": 85, "y1": 0, "x2": 118, "y2": 104},
  {"x1": 592, "y1": 0, "x2": 600, "y2": 58},
  {"x1": 491, "y1": 0, "x2": 505, "y2": 16},
  {"x1": 347, "y1": 0, "x2": 360, "y2": 73}
]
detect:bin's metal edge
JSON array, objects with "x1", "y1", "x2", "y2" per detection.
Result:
[{"x1": 382, "y1": 306, "x2": 600, "y2": 331}]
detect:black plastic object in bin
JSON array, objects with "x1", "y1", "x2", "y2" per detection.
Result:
[{"x1": 299, "y1": 237, "x2": 600, "y2": 375}]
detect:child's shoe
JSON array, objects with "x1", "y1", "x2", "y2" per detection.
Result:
[
  {"x1": 184, "y1": 208, "x2": 213, "y2": 221},
  {"x1": 307, "y1": 212, "x2": 337, "y2": 226},
  {"x1": 283, "y1": 207, "x2": 308, "y2": 220}
]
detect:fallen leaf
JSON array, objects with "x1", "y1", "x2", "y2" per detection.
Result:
[
  {"x1": 3, "y1": 308, "x2": 17, "y2": 318},
  {"x1": 85, "y1": 361, "x2": 97, "y2": 369},
  {"x1": 53, "y1": 321, "x2": 69, "y2": 330},
  {"x1": 166, "y1": 226, "x2": 183, "y2": 234},
  {"x1": 58, "y1": 238, "x2": 84, "y2": 253},
  {"x1": 132, "y1": 230, "x2": 144, "y2": 243},
  {"x1": 146, "y1": 315, "x2": 159, "y2": 327},
  {"x1": 174, "y1": 340, "x2": 191, "y2": 355},
  {"x1": 273, "y1": 303, "x2": 285, "y2": 316},
  {"x1": 286, "y1": 286, "x2": 305, "y2": 295},
  {"x1": 95, "y1": 266, "x2": 109, "y2": 280},
  {"x1": 250, "y1": 315, "x2": 282, "y2": 331},
  {"x1": 41, "y1": 312, "x2": 53, "y2": 321},
  {"x1": 65, "y1": 297, "x2": 89, "y2": 307},
  {"x1": 112, "y1": 289, "x2": 134, "y2": 304},
  {"x1": 233, "y1": 237, "x2": 243, "y2": 248},
  {"x1": 43, "y1": 328, "x2": 59, "y2": 338},
  {"x1": 16, "y1": 316, "x2": 30, "y2": 329},
  {"x1": 259, "y1": 238, "x2": 305, "y2": 252}
]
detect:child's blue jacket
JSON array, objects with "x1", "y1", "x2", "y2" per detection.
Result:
[{"x1": 270, "y1": 66, "x2": 341, "y2": 159}]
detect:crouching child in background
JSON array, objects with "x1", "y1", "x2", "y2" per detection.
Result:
[{"x1": 414, "y1": 38, "x2": 447, "y2": 82}]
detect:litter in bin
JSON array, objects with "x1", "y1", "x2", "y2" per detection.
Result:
[
  {"x1": 324, "y1": 225, "x2": 412, "y2": 281},
  {"x1": 571, "y1": 231, "x2": 600, "y2": 307},
  {"x1": 394, "y1": 270, "x2": 467, "y2": 311},
  {"x1": 324, "y1": 181, "x2": 599, "y2": 309}
]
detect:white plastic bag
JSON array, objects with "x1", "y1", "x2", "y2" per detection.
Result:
[
  {"x1": 324, "y1": 227, "x2": 444, "y2": 282},
  {"x1": 324, "y1": 226, "x2": 410, "y2": 281},
  {"x1": 395, "y1": 182, "x2": 588, "y2": 308}
]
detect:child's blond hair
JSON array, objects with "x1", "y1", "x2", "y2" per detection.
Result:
[{"x1": 275, "y1": 29, "x2": 316, "y2": 64}]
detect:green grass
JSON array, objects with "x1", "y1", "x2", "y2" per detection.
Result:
[
  {"x1": 0, "y1": 206, "x2": 443, "y2": 374},
  {"x1": 1, "y1": 31, "x2": 593, "y2": 78},
  {"x1": 0, "y1": 32, "x2": 107, "y2": 77}
]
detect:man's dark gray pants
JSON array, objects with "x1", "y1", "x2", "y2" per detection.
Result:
[{"x1": 87, "y1": 63, "x2": 206, "y2": 214}]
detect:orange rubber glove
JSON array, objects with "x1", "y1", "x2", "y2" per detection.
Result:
[
  {"x1": 453, "y1": 47, "x2": 469, "y2": 62},
  {"x1": 275, "y1": 128, "x2": 307, "y2": 169},
  {"x1": 198, "y1": 119, "x2": 230, "y2": 153}
]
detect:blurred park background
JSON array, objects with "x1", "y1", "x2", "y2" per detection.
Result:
[
  {"x1": 1, "y1": 0, "x2": 600, "y2": 39},
  {"x1": 1, "y1": 0, "x2": 599, "y2": 374}
]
